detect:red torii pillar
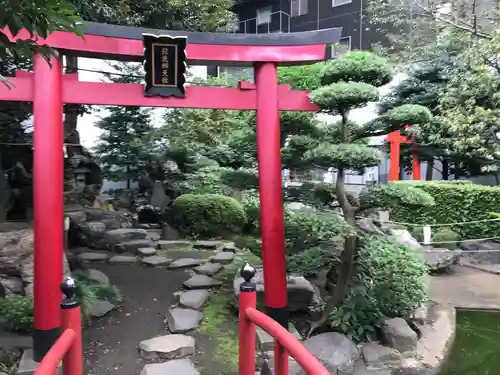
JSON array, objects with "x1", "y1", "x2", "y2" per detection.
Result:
[{"x1": 387, "y1": 130, "x2": 420, "y2": 181}]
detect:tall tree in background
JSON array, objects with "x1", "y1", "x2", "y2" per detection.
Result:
[
  {"x1": 95, "y1": 63, "x2": 155, "y2": 189},
  {"x1": 367, "y1": 0, "x2": 499, "y2": 62}
]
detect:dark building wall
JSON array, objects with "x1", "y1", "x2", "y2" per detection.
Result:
[{"x1": 209, "y1": 0, "x2": 388, "y2": 78}]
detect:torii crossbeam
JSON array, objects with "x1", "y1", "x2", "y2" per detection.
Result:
[{"x1": 0, "y1": 22, "x2": 341, "y2": 363}]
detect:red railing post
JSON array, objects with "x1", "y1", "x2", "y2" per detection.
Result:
[
  {"x1": 239, "y1": 264, "x2": 257, "y2": 375},
  {"x1": 60, "y1": 277, "x2": 83, "y2": 375}
]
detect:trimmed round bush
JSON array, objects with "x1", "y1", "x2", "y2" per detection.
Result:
[
  {"x1": 433, "y1": 228, "x2": 459, "y2": 250},
  {"x1": 328, "y1": 235, "x2": 428, "y2": 342},
  {"x1": 172, "y1": 194, "x2": 246, "y2": 237}
]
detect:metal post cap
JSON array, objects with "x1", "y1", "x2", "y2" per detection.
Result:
[
  {"x1": 240, "y1": 263, "x2": 256, "y2": 283},
  {"x1": 60, "y1": 277, "x2": 77, "y2": 299}
]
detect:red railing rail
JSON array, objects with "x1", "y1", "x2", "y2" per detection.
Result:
[
  {"x1": 238, "y1": 264, "x2": 331, "y2": 375},
  {"x1": 34, "y1": 278, "x2": 83, "y2": 375}
]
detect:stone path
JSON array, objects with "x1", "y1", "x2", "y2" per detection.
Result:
[
  {"x1": 78, "y1": 238, "x2": 240, "y2": 375},
  {"x1": 430, "y1": 265, "x2": 500, "y2": 310}
]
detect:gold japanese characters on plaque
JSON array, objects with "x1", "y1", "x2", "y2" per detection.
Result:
[{"x1": 143, "y1": 34, "x2": 187, "y2": 98}]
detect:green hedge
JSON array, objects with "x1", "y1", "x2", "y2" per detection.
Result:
[
  {"x1": 172, "y1": 194, "x2": 246, "y2": 238},
  {"x1": 390, "y1": 181, "x2": 500, "y2": 239}
]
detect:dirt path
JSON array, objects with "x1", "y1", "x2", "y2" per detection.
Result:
[
  {"x1": 430, "y1": 265, "x2": 500, "y2": 310},
  {"x1": 83, "y1": 264, "x2": 190, "y2": 375}
]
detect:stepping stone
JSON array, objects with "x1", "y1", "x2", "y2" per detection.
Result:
[
  {"x1": 109, "y1": 255, "x2": 138, "y2": 264},
  {"x1": 179, "y1": 290, "x2": 210, "y2": 310},
  {"x1": 87, "y1": 269, "x2": 110, "y2": 285},
  {"x1": 222, "y1": 242, "x2": 236, "y2": 252},
  {"x1": 115, "y1": 239, "x2": 154, "y2": 253},
  {"x1": 141, "y1": 256, "x2": 171, "y2": 266},
  {"x1": 210, "y1": 251, "x2": 234, "y2": 264},
  {"x1": 138, "y1": 247, "x2": 157, "y2": 256},
  {"x1": 194, "y1": 240, "x2": 223, "y2": 249},
  {"x1": 183, "y1": 275, "x2": 222, "y2": 290},
  {"x1": 140, "y1": 359, "x2": 199, "y2": 375},
  {"x1": 77, "y1": 252, "x2": 109, "y2": 262},
  {"x1": 194, "y1": 263, "x2": 223, "y2": 276},
  {"x1": 139, "y1": 334, "x2": 195, "y2": 359},
  {"x1": 168, "y1": 258, "x2": 205, "y2": 269},
  {"x1": 166, "y1": 308, "x2": 203, "y2": 333},
  {"x1": 158, "y1": 240, "x2": 190, "y2": 250},
  {"x1": 89, "y1": 300, "x2": 115, "y2": 318}
]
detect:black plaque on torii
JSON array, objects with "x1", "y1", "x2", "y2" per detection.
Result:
[{"x1": 143, "y1": 33, "x2": 187, "y2": 98}]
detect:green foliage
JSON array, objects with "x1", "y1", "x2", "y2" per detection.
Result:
[
  {"x1": 329, "y1": 235, "x2": 428, "y2": 342},
  {"x1": 390, "y1": 181, "x2": 500, "y2": 239},
  {"x1": 278, "y1": 63, "x2": 325, "y2": 90},
  {"x1": 310, "y1": 82, "x2": 379, "y2": 114},
  {"x1": 380, "y1": 104, "x2": 432, "y2": 127},
  {"x1": 0, "y1": 296, "x2": 33, "y2": 332},
  {"x1": 1, "y1": 0, "x2": 83, "y2": 86},
  {"x1": 220, "y1": 168, "x2": 258, "y2": 191},
  {"x1": 306, "y1": 143, "x2": 383, "y2": 171},
  {"x1": 72, "y1": 269, "x2": 123, "y2": 320},
  {"x1": 172, "y1": 194, "x2": 246, "y2": 237},
  {"x1": 359, "y1": 183, "x2": 435, "y2": 209},
  {"x1": 286, "y1": 247, "x2": 334, "y2": 277},
  {"x1": 241, "y1": 192, "x2": 261, "y2": 234},
  {"x1": 284, "y1": 209, "x2": 353, "y2": 254},
  {"x1": 433, "y1": 228, "x2": 459, "y2": 250},
  {"x1": 320, "y1": 51, "x2": 393, "y2": 87}
]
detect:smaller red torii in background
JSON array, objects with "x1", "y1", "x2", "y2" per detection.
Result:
[{"x1": 386, "y1": 128, "x2": 421, "y2": 181}]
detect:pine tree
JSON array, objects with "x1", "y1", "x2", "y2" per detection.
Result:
[{"x1": 95, "y1": 63, "x2": 155, "y2": 189}]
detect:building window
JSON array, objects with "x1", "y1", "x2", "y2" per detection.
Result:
[
  {"x1": 257, "y1": 6, "x2": 272, "y2": 25},
  {"x1": 291, "y1": 0, "x2": 308, "y2": 17},
  {"x1": 332, "y1": 0, "x2": 352, "y2": 7},
  {"x1": 331, "y1": 36, "x2": 351, "y2": 58}
]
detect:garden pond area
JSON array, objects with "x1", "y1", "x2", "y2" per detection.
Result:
[{"x1": 440, "y1": 310, "x2": 500, "y2": 375}]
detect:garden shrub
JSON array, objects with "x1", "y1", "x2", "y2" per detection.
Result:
[
  {"x1": 0, "y1": 296, "x2": 33, "y2": 332},
  {"x1": 328, "y1": 235, "x2": 428, "y2": 342},
  {"x1": 241, "y1": 192, "x2": 261, "y2": 234},
  {"x1": 390, "y1": 181, "x2": 500, "y2": 239},
  {"x1": 172, "y1": 194, "x2": 246, "y2": 237},
  {"x1": 433, "y1": 228, "x2": 459, "y2": 250},
  {"x1": 286, "y1": 247, "x2": 334, "y2": 277},
  {"x1": 284, "y1": 209, "x2": 353, "y2": 254}
]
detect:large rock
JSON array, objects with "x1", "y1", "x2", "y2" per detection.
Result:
[
  {"x1": 361, "y1": 343, "x2": 401, "y2": 369},
  {"x1": 397, "y1": 302, "x2": 455, "y2": 375},
  {"x1": 150, "y1": 181, "x2": 171, "y2": 211},
  {"x1": 96, "y1": 228, "x2": 148, "y2": 249},
  {"x1": 115, "y1": 239, "x2": 154, "y2": 253},
  {"x1": 139, "y1": 334, "x2": 195, "y2": 360},
  {"x1": 389, "y1": 229, "x2": 461, "y2": 273},
  {"x1": 422, "y1": 248, "x2": 461, "y2": 273},
  {"x1": 263, "y1": 332, "x2": 359, "y2": 375},
  {"x1": 381, "y1": 318, "x2": 417, "y2": 354},
  {"x1": 160, "y1": 223, "x2": 180, "y2": 241},
  {"x1": 166, "y1": 308, "x2": 203, "y2": 333},
  {"x1": 233, "y1": 267, "x2": 315, "y2": 312},
  {"x1": 140, "y1": 359, "x2": 199, "y2": 375},
  {"x1": 0, "y1": 229, "x2": 71, "y2": 296},
  {"x1": 78, "y1": 221, "x2": 107, "y2": 245}
]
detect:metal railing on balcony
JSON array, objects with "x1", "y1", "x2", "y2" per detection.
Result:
[{"x1": 231, "y1": 11, "x2": 291, "y2": 34}]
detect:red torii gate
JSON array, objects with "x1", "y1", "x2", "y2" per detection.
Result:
[
  {"x1": 387, "y1": 129, "x2": 421, "y2": 181},
  {"x1": 0, "y1": 23, "x2": 342, "y2": 362}
]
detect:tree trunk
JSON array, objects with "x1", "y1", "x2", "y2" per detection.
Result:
[
  {"x1": 126, "y1": 165, "x2": 131, "y2": 189},
  {"x1": 0, "y1": 151, "x2": 12, "y2": 222},
  {"x1": 425, "y1": 158, "x2": 434, "y2": 180},
  {"x1": 442, "y1": 160, "x2": 449, "y2": 180},
  {"x1": 307, "y1": 111, "x2": 357, "y2": 336}
]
